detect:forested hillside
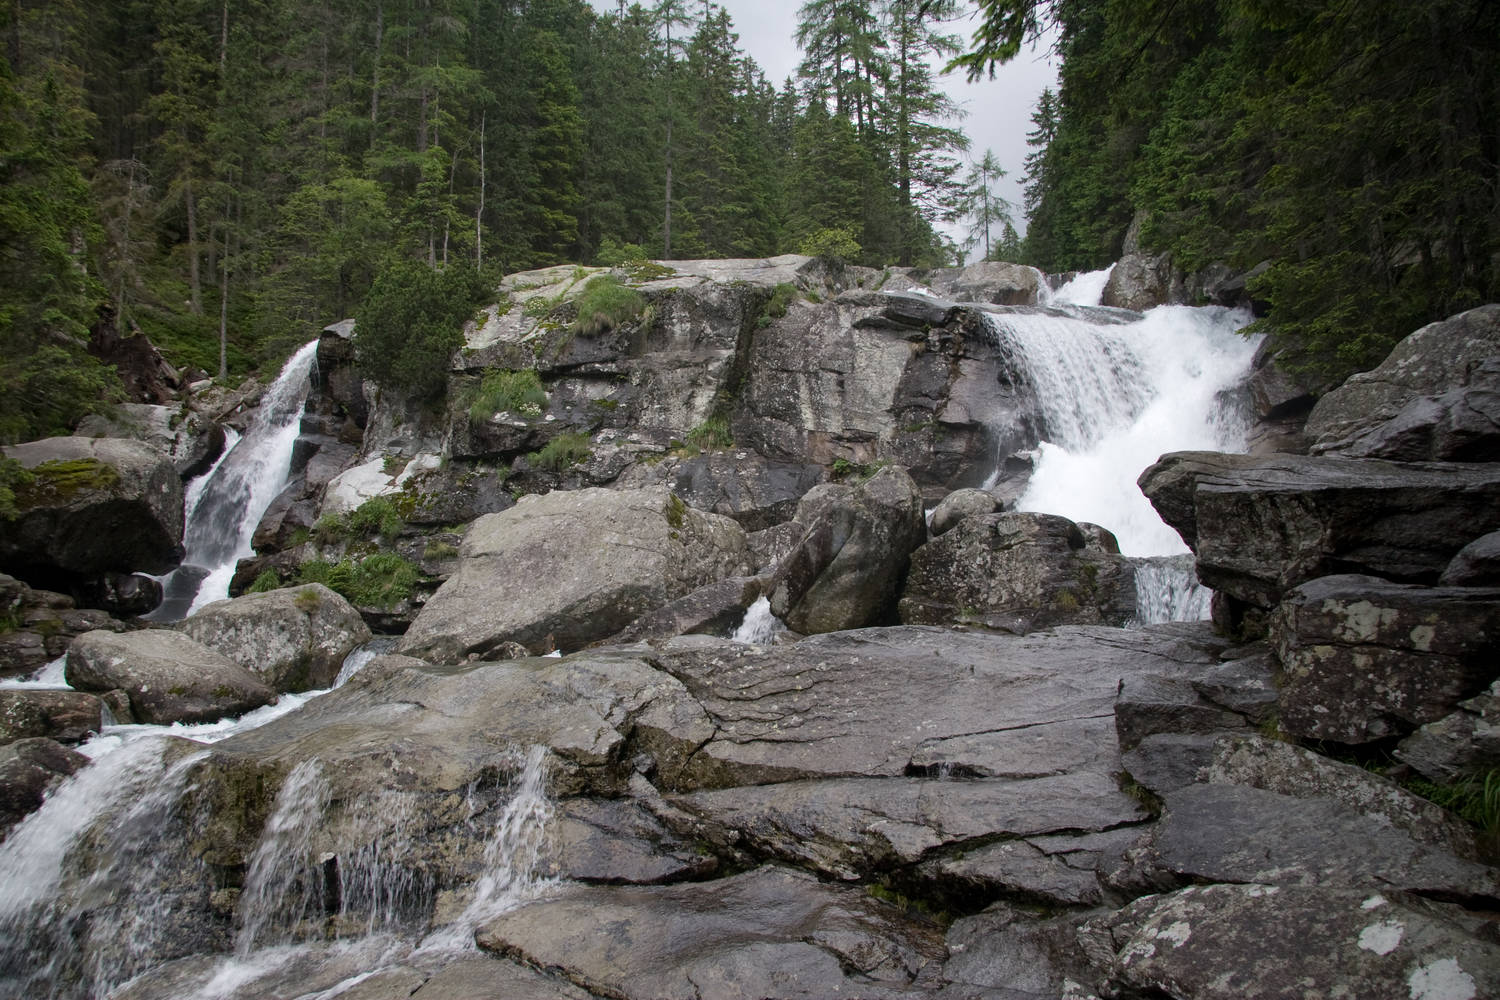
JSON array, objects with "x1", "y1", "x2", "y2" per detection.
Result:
[
  {"x1": 1, "y1": 0, "x2": 983, "y2": 443},
  {"x1": 988, "y1": 0, "x2": 1500, "y2": 381},
  {"x1": 7, "y1": 0, "x2": 1498, "y2": 445}
]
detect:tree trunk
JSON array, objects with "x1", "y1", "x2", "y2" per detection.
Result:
[
  {"x1": 370, "y1": 0, "x2": 383, "y2": 138},
  {"x1": 476, "y1": 110, "x2": 485, "y2": 269},
  {"x1": 185, "y1": 179, "x2": 203, "y2": 315}
]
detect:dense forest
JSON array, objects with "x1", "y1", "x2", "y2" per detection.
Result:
[
  {"x1": 1, "y1": 0, "x2": 996, "y2": 442},
  {"x1": 992, "y1": 0, "x2": 1500, "y2": 380},
  {"x1": 3, "y1": 0, "x2": 1498, "y2": 444}
]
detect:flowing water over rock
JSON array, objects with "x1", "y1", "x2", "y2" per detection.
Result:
[
  {"x1": 147, "y1": 341, "x2": 320, "y2": 621},
  {"x1": 978, "y1": 270, "x2": 1259, "y2": 620}
]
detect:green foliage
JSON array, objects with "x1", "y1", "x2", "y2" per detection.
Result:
[
  {"x1": 0, "y1": 458, "x2": 36, "y2": 519},
  {"x1": 1405, "y1": 770, "x2": 1500, "y2": 843},
  {"x1": 316, "y1": 496, "x2": 404, "y2": 542},
  {"x1": 595, "y1": 237, "x2": 648, "y2": 267},
  {"x1": 528, "y1": 432, "x2": 592, "y2": 472},
  {"x1": 570, "y1": 275, "x2": 646, "y2": 336},
  {"x1": 346, "y1": 496, "x2": 404, "y2": 541},
  {"x1": 799, "y1": 227, "x2": 862, "y2": 262},
  {"x1": 247, "y1": 569, "x2": 282, "y2": 594},
  {"x1": 296, "y1": 553, "x2": 420, "y2": 609},
  {"x1": 759, "y1": 283, "x2": 799, "y2": 327},
  {"x1": 997, "y1": 0, "x2": 1500, "y2": 381},
  {"x1": 685, "y1": 416, "x2": 733, "y2": 453},
  {"x1": 470, "y1": 369, "x2": 547, "y2": 421},
  {"x1": 354, "y1": 261, "x2": 487, "y2": 403}
]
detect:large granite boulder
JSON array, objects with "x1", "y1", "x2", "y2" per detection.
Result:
[
  {"x1": 1100, "y1": 252, "x2": 1180, "y2": 311},
  {"x1": 927, "y1": 486, "x2": 999, "y2": 536},
  {"x1": 475, "y1": 866, "x2": 946, "y2": 1000},
  {"x1": 0, "y1": 437, "x2": 185, "y2": 585},
  {"x1": 65, "y1": 629, "x2": 276, "y2": 725},
  {"x1": 899, "y1": 511, "x2": 1136, "y2": 633},
  {"x1": 397, "y1": 487, "x2": 748, "y2": 662},
  {"x1": 1305, "y1": 303, "x2": 1500, "y2": 461},
  {"x1": 1138, "y1": 450, "x2": 1500, "y2": 610},
  {"x1": 1269, "y1": 574, "x2": 1500, "y2": 743},
  {"x1": 179, "y1": 584, "x2": 372, "y2": 692},
  {"x1": 764, "y1": 465, "x2": 926, "y2": 634},
  {"x1": 73, "y1": 403, "x2": 226, "y2": 479},
  {"x1": 1086, "y1": 883, "x2": 1500, "y2": 1000},
  {"x1": 919, "y1": 260, "x2": 1045, "y2": 305},
  {"x1": 0, "y1": 689, "x2": 104, "y2": 746}
]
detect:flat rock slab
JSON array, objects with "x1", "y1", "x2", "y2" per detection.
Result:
[
  {"x1": 1206, "y1": 734, "x2": 1480, "y2": 858},
  {"x1": 410, "y1": 955, "x2": 595, "y2": 999},
  {"x1": 650, "y1": 625, "x2": 1223, "y2": 789},
  {"x1": 1140, "y1": 783, "x2": 1500, "y2": 904},
  {"x1": 665, "y1": 772, "x2": 1148, "y2": 883},
  {"x1": 475, "y1": 865, "x2": 946, "y2": 1000},
  {"x1": 210, "y1": 649, "x2": 712, "y2": 799},
  {"x1": 1090, "y1": 883, "x2": 1500, "y2": 1000},
  {"x1": 1138, "y1": 451, "x2": 1500, "y2": 608},
  {"x1": 920, "y1": 827, "x2": 1143, "y2": 908}
]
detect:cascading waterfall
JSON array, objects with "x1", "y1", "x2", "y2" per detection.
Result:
[
  {"x1": 978, "y1": 271, "x2": 1260, "y2": 622},
  {"x1": 235, "y1": 759, "x2": 334, "y2": 956},
  {"x1": 731, "y1": 595, "x2": 784, "y2": 644},
  {"x1": 148, "y1": 340, "x2": 320, "y2": 621}
]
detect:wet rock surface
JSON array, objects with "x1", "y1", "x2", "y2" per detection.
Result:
[{"x1": 475, "y1": 865, "x2": 947, "y2": 1000}]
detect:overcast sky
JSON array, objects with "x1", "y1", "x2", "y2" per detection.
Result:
[{"x1": 585, "y1": 0, "x2": 1060, "y2": 248}]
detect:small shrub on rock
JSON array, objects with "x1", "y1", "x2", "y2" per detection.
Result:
[
  {"x1": 469, "y1": 369, "x2": 547, "y2": 421},
  {"x1": 528, "y1": 432, "x2": 592, "y2": 471},
  {"x1": 571, "y1": 275, "x2": 646, "y2": 336}
]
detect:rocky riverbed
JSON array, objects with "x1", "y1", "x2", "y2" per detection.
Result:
[{"x1": 1, "y1": 259, "x2": 1497, "y2": 999}]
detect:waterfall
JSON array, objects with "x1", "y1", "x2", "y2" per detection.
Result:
[
  {"x1": 0, "y1": 737, "x2": 209, "y2": 997},
  {"x1": 148, "y1": 340, "x2": 320, "y2": 621},
  {"x1": 978, "y1": 272, "x2": 1259, "y2": 620},
  {"x1": 417, "y1": 744, "x2": 555, "y2": 955},
  {"x1": 731, "y1": 595, "x2": 784, "y2": 644},
  {"x1": 235, "y1": 760, "x2": 334, "y2": 955}
]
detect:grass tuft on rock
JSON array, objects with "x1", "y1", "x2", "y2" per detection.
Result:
[
  {"x1": 570, "y1": 275, "x2": 646, "y2": 336},
  {"x1": 469, "y1": 369, "x2": 547, "y2": 421},
  {"x1": 528, "y1": 432, "x2": 592, "y2": 472}
]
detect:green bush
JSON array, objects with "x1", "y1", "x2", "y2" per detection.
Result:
[
  {"x1": 799, "y1": 227, "x2": 861, "y2": 262},
  {"x1": 570, "y1": 275, "x2": 646, "y2": 336},
  {"x1": 528, "y1": 431, "x2": 592, "y2": 471},
  {"x1": 247, "y1": 569, "x2": 282, "y2": 593},
  {"x1": 354, "y1": 260, "x2": 486, "y2": 402},
  {"x1": 469, "y1": 368, "x2": 547, "y2": 421},
  {"x1": 347, "y1": 496, "x2": 404, "y2": 540},
  {"x1": 296, "y1": 553, "x2": 420, "y2": 608},
  {"x1": 685, "y1": 415, "x2": 733, "y2": 453},
  {"x1": 595, "y1": 237, "x2": 648, "y2": 266}
]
